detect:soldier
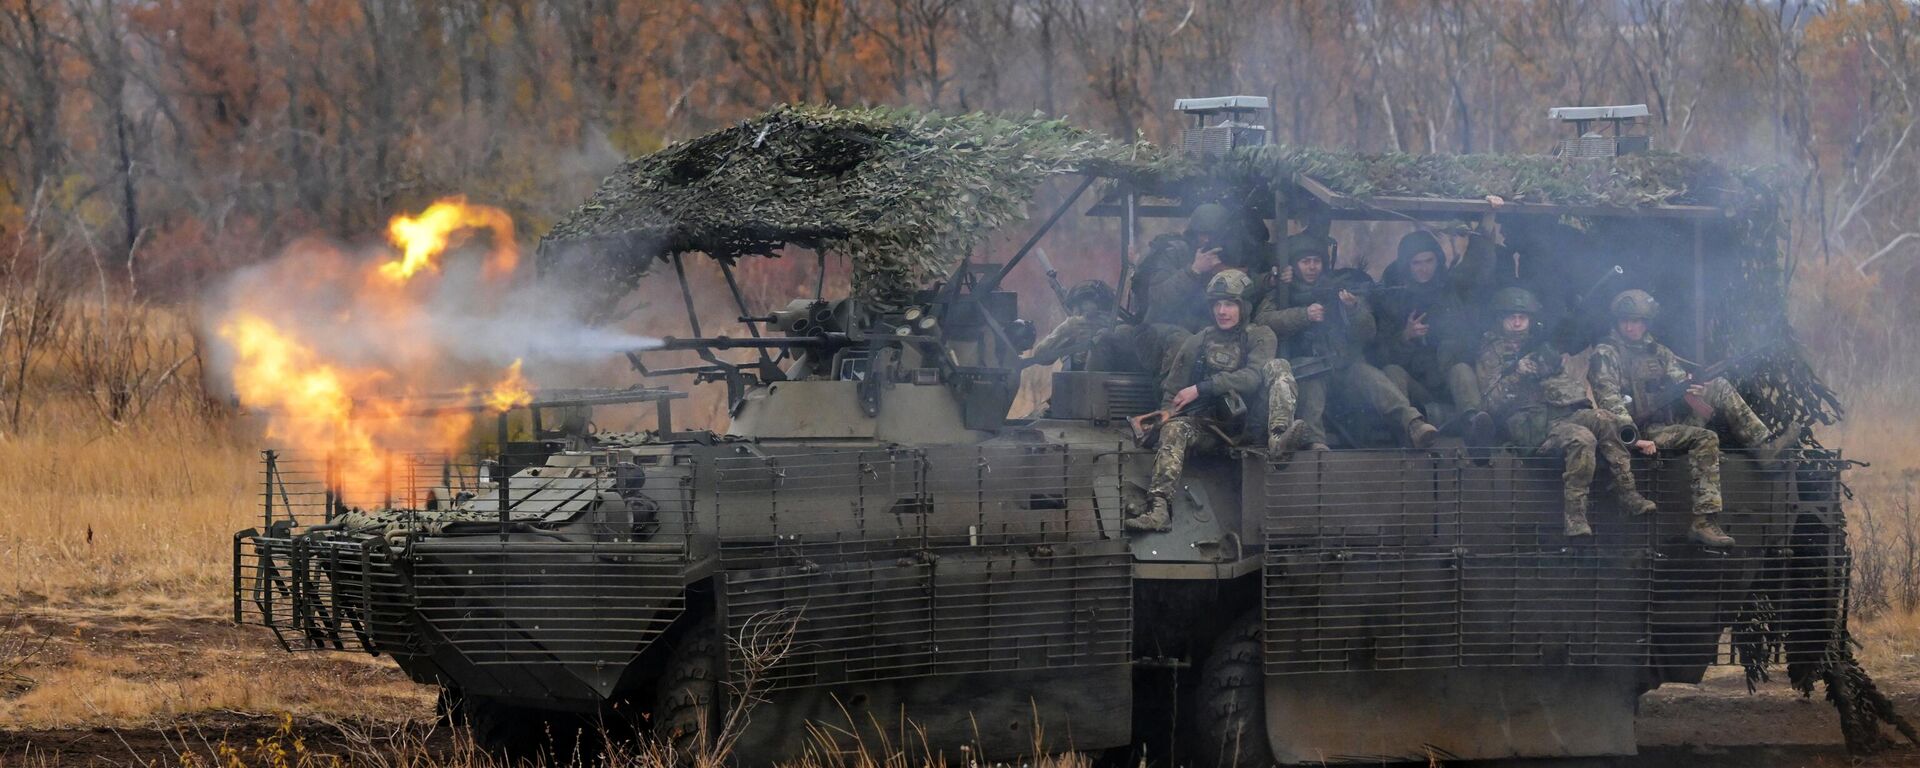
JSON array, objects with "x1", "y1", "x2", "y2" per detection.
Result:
[
  {"x1": 1137, "y1": 202, "x2": 1257, "y2": 331},
  {"x1": 1588, "y1": 289, "x2": 1802, "y2": 547},
  {"x1": 1026, "y1": 280, "x2": 1137, "y2": 371},
  {"x1": 1126, "y1": 269, "x2": 1296, "y2": 532},
  {"x1": 1476, "y1": 287, "x2": 1658, "y2": 538},
  {"x1": 1125, "y1": 202, "x2": 1251, "y2": 378},
  {"x1": 1374, "y1": 231, "x2": 1486, "y2": 430},
  {"x1": 1256, "y1": 234, "x2": 1438, "y2": 450}
]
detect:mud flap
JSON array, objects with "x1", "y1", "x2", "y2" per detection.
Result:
[{"x1": 1264, "y1": 668, "x2": 1641, "y2": 763}]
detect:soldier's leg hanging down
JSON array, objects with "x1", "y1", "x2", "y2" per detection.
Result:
[
  {"x1": 1650, "y1": 423, "x2": 1735, "y2": 546},
  {"x1": 1131, "y1": 417, "x2": 1199, "y2": 532},
  {"x1": 1263, "y1": 359, "x2": 1301, "y2": 457},
  {"x1": 1541, "y1": 420, "x2": 1598, "y2": 538},
  {"x1": 1569, "y1": 409, "x2": 1658, "y2": 516}
]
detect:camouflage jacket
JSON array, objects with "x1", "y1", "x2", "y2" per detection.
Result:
[
  {"x1": 1029, "y1": 311, "x2": 1122, "y2": 367},
  {"x1": 1474, "y1": 330, "x2": 1588, "y2": 418},
  {"x1": 1253, "y1": 278, "x2": 1377, "y2": 361},
  {"x1": 1588, "y1": 329, "x2": 1688, "y2": 426},
  {"x1": 1163, "y1": 323, "x2": 1278, "y2": 409}
]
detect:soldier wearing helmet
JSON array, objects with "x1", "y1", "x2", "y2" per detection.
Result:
[
  {"x1": 1134, "y1": 202, "x2": 1257, "y2": 333},
  {"x1": 1026, "y1": 280, "x2": 1138, "y2": 371},
  {"x1": 1588, "y1": 288, "x2": 1802, "y2": 546},
  {"x1": 1254, "y1": 233, "x2": 1438, "y2": 450},
  {"x1": 1125, "y1": 269, "x2": 1297, "y2": 533},
  {"x1": 1475, "y1": 287, "x2": 1658, "y2": 539}
]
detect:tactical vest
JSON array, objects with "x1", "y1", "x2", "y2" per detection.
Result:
[
  {"x1": 1613, "y1": 335, "x2": 1674, "y2": 425},
  {"x1": 1490, "y1": 333, "x2": 1587, "y2": 412}
]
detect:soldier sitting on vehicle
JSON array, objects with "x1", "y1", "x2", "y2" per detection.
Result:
[
  {"x1": 1476, "y1": 287, "x2": 1658, "y2": 538},
  {"x1": 1025, "y1": 280, "x2": 1145, "y2": 372},
  {"x1": 1587, "y1": 289, "x2": 1804, "y2": 547},
  {"x1": 1126, "y1": 270, "x2": 1296, "y2": 532},
  {"x1": 1256, "y1": 233, "x2": 1438, "y2": 450},
  {"x1": 1127, "y1": 203, "x2": 1257, "y2": 377},
  {"x1": 1374, "y1": 230, "x2": 1491, "y2": 441}
]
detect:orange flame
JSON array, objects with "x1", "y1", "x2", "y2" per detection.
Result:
[
  {"x1": 484, "y1": 360, "x2": 534, "y2": 413},
  {"x1": 218, "y1": 198, "x2": 532, "y2": 507},
  {"x1": 379, "y1": 196, "x2": 518, "y2": 282}
]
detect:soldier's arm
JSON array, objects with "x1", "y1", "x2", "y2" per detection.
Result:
[
  {"x1": 1203, "y1": 326, "x2": 1277, "y2": 397},
  {"x1": 1027, "y1": 317, "x2": 1087, "y2": 366},
  {"x1": 1659, "y1": 345, "x2": 1690, "y2": 385},
  {"x1": 1345, "y1": 296, "x2": 1378, "y2": 344},
  {"x1": 1476, "y1": 344, "x2": 1520, "y2": 410},
  {"x1": 1586, "y1": 344, "x2": 1634, "y2": 423},
  {"x1": 1254, "y1": 295, "x2": 1314, "y2": 339},
  {"x1": 1161, "y1": 335, "x2": 1202, "y2": 407}
]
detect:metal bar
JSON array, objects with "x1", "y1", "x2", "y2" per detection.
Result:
[
  {"x1": 718, "y1": 259, "x2": 775, "y2": 369},
  {"x1": 1693, "y1": 220, "x2": 1709, "y2": 360},
  {"x1": 978, "y1": 174, "x2": 1097, "y2": 296}
]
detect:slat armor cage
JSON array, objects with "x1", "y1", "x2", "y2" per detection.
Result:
[
  {"x1": 1260, "y1": 449, "x2": 1848, "y2": 677},
  {"x1": 235, "y1": 448, "x2": 697, "y2": 668},
  {"x1": 712, "y1": 442, "x2": 1135, "y2": 689}
]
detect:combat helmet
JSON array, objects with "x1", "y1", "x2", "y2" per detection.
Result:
[
  {"x1": 1285, "y1": 233, "x2": 1334, "y2": 264},
  {"x1": 1206, "y1": 269, "x2": 1255, "y2": 319},
  {"x1": 1492, "y1": 286, "x2": 1543, "y2": 316},
  {"x1": 1065, "y1": 280, "x2": 1117, "y2": 313},
  {"x1": 1609, "y1": 289, "x2": 1659, "y2": 320},
  {"x1": 1188, "y1": 203, "x2": 1233, "y2": 236}
]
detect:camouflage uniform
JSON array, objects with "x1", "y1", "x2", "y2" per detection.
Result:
[
  {"x1": 1254, "y1": 235, "x2": 1436, "y2": 449},
  {"x1": 1476, "y1": 289, "x2": 1656, "y2": 537},
  {"x1": 1128, "y1": 270, "x2": 1296, "y2": 532},
  {"x1": 1588, "y1": 290, "x2": 1780, "y2": 546}
]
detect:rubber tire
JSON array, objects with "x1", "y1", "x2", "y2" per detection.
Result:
[
  {"x1": 653, "y1": 615, "x2": 723, "y2": 759},
  {"x1": 1193, "y1": 610, "x2": 1273, "y2": 768},
  {"x1": 449, "y1": 691, "x2": 585, "y2": 761}
]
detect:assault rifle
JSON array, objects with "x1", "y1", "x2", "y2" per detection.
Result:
[
  {"x1": 1287, "y1": 277, "x2": 1397, "y2": 380},
  {"x1": 1130, "y1": 350, "x2": 1248, "y2": 441},
  {"x1": 1632, "y1": 343, "x2": 1781, "y2": 427}
]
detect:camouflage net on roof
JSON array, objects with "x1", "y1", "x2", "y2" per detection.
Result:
[
  {"x1": 1145, "y1": 144, "x2": 1783, "y2": 214},
  {"x1": 540, "y1": 104, "x2": 1152, "y2": 302}
]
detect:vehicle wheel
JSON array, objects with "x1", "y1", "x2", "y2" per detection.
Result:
[
  {"x1": 654, "y1": 615, "x2": 723, "y2": 759},
  {"x1": 1194, "y1": 610, "x2": 1272, "y2": 768},
  {"x1": 451, "y1": 691, "x2": 586, "y2": 760}
]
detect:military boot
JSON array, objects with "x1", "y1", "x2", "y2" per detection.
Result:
[
  {"x1": 1618, "y1": 491, "x2": 1659, "y2": 517},
  {"x1": 1753, "y1": 422, "x2": 1805, "y2": 467},
  {"x1": 1564, "y1": 506, "x2": 1593, "y2": 538},
  {"x1": 1462, "y1": 410, "x2": 1496, "y2": 448},
  {"x1": 1268, "y1": 421, "x2": 1306, "y2": 460},
  {"x1": 1689, "y1": 515, "x2": 1736, "y2": 547},
  {"x1": 1407, "y1": 418, "x2": 1440, "y2": 450},
  {"x1": 1125, "y1": 496, "x2": 1172, "y2": 532}
]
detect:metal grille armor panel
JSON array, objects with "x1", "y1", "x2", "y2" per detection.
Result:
[
  {"x1": 1262, "y1": 450, "x2": 1846, "y2": 676},
  {"x1": 714, "y1": 443, "x2": 1133, "y2": 689}
]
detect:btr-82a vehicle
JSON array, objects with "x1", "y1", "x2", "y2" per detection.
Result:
[{"x1": 235, "y1": 100, "x2": 1873, "y2": 765}]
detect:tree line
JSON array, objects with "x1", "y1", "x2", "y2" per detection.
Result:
[{"x1": 0, "y1": 0, "x2": 1915, "y2": 293}]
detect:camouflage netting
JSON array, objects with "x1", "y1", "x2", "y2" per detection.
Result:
[
  {"x1": 1144, "y1": 144, "x2": 1783, "y2": 212},
  {"x1": 539, "y1": 104, "x2": 1153, "y2": 303}
]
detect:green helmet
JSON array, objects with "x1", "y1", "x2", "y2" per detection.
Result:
[
  {"x1": 1492, "y1": 286, "x2": 1542, "y2": 316},
  {"x1": 1609, "y1": 289, "x2": 1659, "y2": 320},
  {"x1": 1188, "y1": 203, "x2": 1233, "y2": 236},
  {"x1": 1286, "y1": 233, "x2": 1333, "y2": 264},
  {"x1": 1207, "y1": 269, "x2": 1254, "y2": 302},
  {"x1": 1065, "y1": 280, "x2": 1116, "y2": 312}
]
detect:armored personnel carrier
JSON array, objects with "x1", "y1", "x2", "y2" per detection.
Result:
[{"x1": 234, "y1": 102, "x2": 1874, "y2": 764}]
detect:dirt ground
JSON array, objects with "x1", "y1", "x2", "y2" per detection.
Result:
[{"x1": 4, "y1": 602, "x2": 1920, "y2": 767}]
